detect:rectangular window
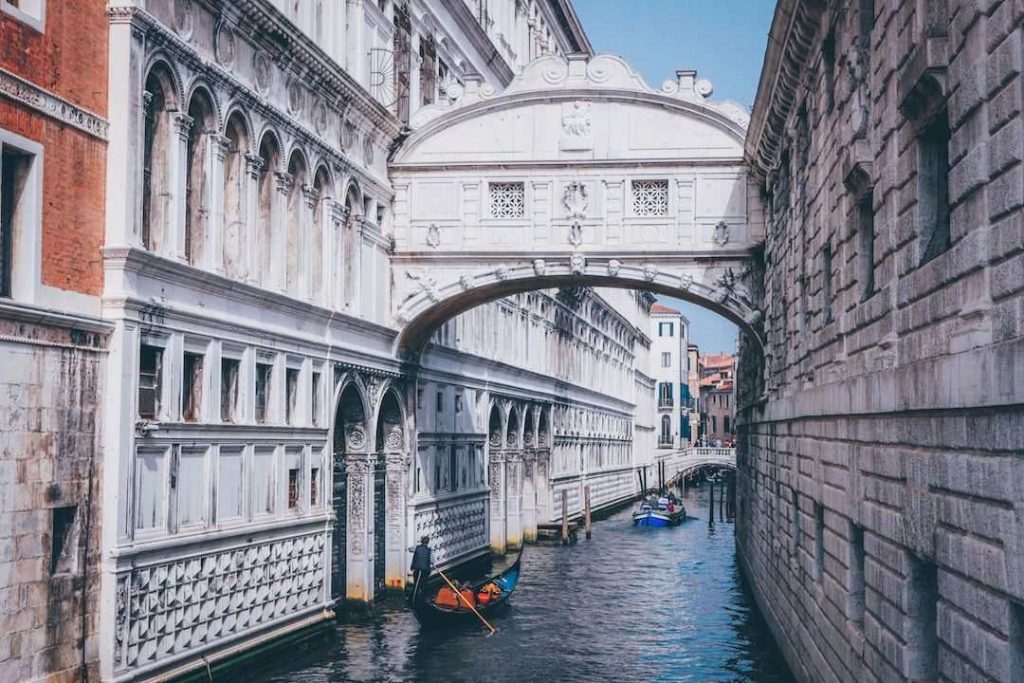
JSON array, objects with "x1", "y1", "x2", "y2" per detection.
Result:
[
  {"x1": 285, "y1": 367, "x2": 300, "y2": 425},
  {"x1": 0, "y1": 147, "x2": 32, "y2": 298},
  {"x1": 711, "y1": 415, "x2": 717, "y2": 433},
  {"x1": 49, "y1": 505, "x2": 77, "y2": 575},
  {"x1": 419, "y1": 34, "x2": 437, "y2": 106},
  {"x1": 489, "y1": 182, "x2": 525, "y2": 219},
  {"x1": 0, "y1": 0, "x2": 44, "y2": 32},
  {"x1": 253, "y1": 447, "x2": 275, "y2": 515},
  {"x1": 907, "y1": 555, "x2": 939, "y2": 680},
  {"x1": 135, "y1": 449, "x2": 166, "y2": 531},
  {"x1": 181, "y1": 352, "x2": 204, "y2": 422},
  {"x1": 138, "y1": 344, "x2": 163, "y2": 420},
  {"x1": 310, "y1": 465, "x2": 320, "y2": 507},
  {"x1": 220, "y1": 357, "x2": 239, "y2": 423},
  {"x1": 449, "y1": 446, "x2": 458, "y2": 493},
  {"x1": 287, "y1": 468, "x2": 300, "y2": 509},
  {"x1": 814, "y1": 502, "x2": 825, "y2": 580},
  {"x1": 436, "y1": 390, "x2": 445, "y2": 413},
  {"x1": 632, "y1": 179, "x2": 669, "y2": 217},
  {"x1": 311, "y1": 371, "x2": 322, "y2": 427},
  {"x1": 723, "y1": 416, "x2": 731, "y2": 433},
  {"x1": 661, "y1": 352, "x2": 671, "y2": 367},
  {"x1": 455, "y1": 394, "x2": 464, "y2": 413},
  {"x1": 216, "y1": 448, "x2": 244, "y2": 523},
  {"x1": 857, "y1": 191, "x2": 875, "y2": 299},
  {"x1": 850, "y1": 524, "x2": 866, "y2": 627},
  {"x1": 918, "y1": 110, "x2": 951, "y2": 264},
  {"x1": 175, "y1": 447, "x2": 207, "y2": 530},
  {"x1": 658, "y1": 322, "x2": 674, "y2": 336},
  {"x1": 822, "y1": 242, "x2": 834, "y2": 323},
  {"x1": 255, "y1": 362, "x2": 273, "y2": 424}
]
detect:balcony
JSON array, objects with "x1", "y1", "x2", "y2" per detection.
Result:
[
  {"x1": 658, "y1": 397, "x2": 674, "y2": 409},
  {"x1": 657, "y1": 436, "x2": 674, "y2": 448}
]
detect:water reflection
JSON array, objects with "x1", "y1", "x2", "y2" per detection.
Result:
[{"x1": 258, "y1": 486, "x2": 793, "y2": 683}]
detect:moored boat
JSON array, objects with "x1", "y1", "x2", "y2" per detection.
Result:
[
  {"x1": 412, "y1": 551, "x2": 522, "y2": 624},
  {"x1": 632, "y1": 499, "x2": 686, "y2": 527}
]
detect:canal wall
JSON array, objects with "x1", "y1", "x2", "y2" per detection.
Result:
[{"x1": 738, "y1": 1, "x2": 1024, "y2": 682}]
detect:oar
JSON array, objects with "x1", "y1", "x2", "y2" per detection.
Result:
[{"x1": 436, "y1": 568, "x2": 497, "y2": 635}]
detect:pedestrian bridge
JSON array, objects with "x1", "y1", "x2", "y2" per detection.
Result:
[
  {"x1": 656, "y1": 447, "x2": 737, "y2": 483},
  {"x1": 389, "y1": 53, "x2": 765, "y2": 352}
]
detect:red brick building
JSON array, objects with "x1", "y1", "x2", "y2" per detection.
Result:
[
  {"x1": 698, "y1": 352, "x2": 735, "y2": 445},
  {"x1": 0, "y1": 1, "x2": 109, "y2": 679}
]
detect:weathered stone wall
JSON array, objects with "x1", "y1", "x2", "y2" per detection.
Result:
[
  {"x1": 0, "y1": 318, "x2": 105, "y2": 682},
  {"x1": 739, "y1": 1, "x2": 1024, "y2": 682}
]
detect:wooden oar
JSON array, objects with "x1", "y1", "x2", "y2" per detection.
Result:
[{"x1": 436, "y1": 568, "x2": 497, "y2": 635}]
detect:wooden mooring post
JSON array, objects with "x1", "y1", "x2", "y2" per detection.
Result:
[
  {"x1": 708, "y1": 479, "x2": 715, "y2": 525},
  {"x1": 561, "y1": 490, "x2": 569, "y2": 545},
  {"x1": 584, "y1": 485, "x2": 592, "y2": 540}
]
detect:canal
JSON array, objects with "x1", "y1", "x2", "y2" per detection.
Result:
[{"x1": 257, "y1": 485, "x2": 794, "y2": 683}]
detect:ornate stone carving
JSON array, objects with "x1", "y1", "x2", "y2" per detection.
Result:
[
  {"x1": 112, "y1": 533, "x2": 325, "y2": 673},
  {"x1": 413, "y1": 499, "x2": 487, "y2": 566},
  {"x1": 287, "y1": 78, "x2": 305, "y2": 115},
  {"x1": 346, "y1": 426, "x2": 366, "y2": 451},
  {"x1": 406, "y1": 270, "x2": 440, "y2": 302},
  {"x1": 488, "y1": 462, "x2": 502, "y2": 490},
  {"x1": 713, "y1": 221, "x2": 730, "y2": 246},
  {"x1": 489, "y1": 431, "x2": 502, "y2": 448},
  {"x1": 495, "y1": 266, "x2": 510, "y2": 281},
  {"x1": 560, "y1": 100, "x2": 592, "y2": 150},
  {"x1": 533, "y1": 258, "x2": 546, "y2": 276},
  {"x1": 607, "y1": 259, "x2": 621, "y2": 276},
  {"x1": 384, "y1": 426, "x2": 403, "y2": 451},
  {"x1": 311, "y1": 97, "x2": 328, "y2": 135},
  {"x1": 340, "y1": 120, "x2": 357, "y2": 152},
  {"x1": 173, "y1": 113, "x2": 194, "y2": 141},
  {"x1": 253, "y1": 51, "x2": 273, "y2": 94},
  {"x1": 245, "y1": 153, "x2": 265, "y2": 180},
  {"x1": 679, "y1": 273, "x2": 694, "y2": 290},
  {"x1": 643, "y1": 264, "x2": 659, "y2": 281},
  {"x1": 214, "y1": 19, "x2": 236, "y2": 68},
  {"x1": 570, "y1": 253, "x2": 586, "y2": 275},
  {"x1": 425, "y1": 223, "x2": 441, "y2": 248},
  {"x1": 458, "y1": 275, "x2": 473, "y2": 290},
  {"x1": 0, "y1": 68, "x2": 109, "y2": 140},
  {"x1": 563, "y1": 181, "x2": 588, "y2": 219},
  {"x1": 363, "y1": 135, "x2": 374, "y2": 164},
  {"x1": 172, "y1": 0, "x2": 193, "y2": 38}
]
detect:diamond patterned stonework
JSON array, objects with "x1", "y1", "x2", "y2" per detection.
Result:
[
  {"x1": 489, "y1": 182, "x2": 525, "y2": 219},
  {"x1": 631, "y1": 180, "x2": 669, "y2": 217},
  {"x1": 414, "y1": 497, "x2": 487, "y2": 565},
  {"x1": 113, "y1": 532, "x2": 327, "y2": 673}
]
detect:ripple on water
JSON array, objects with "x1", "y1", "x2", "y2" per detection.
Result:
[{"x1": 257, "y1": 488, "x2": 795, "y2": 683}]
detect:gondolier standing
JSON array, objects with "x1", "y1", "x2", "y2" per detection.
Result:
[{"x1": 410, "y1": 535, "x2": 432, "y2": 602}]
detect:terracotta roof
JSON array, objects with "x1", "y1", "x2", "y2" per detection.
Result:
[
  {"x1": 699, "y1": 373, "x2": 722, "y2": 387},
  {"x1": 650, "y1": 303, "x2": 680, "y2": 315},
  {"x1": 702, "y1": 353, "x2": 734, "y2": 368}
]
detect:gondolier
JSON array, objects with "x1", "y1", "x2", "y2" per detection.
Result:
[{"x1": 410, "y1": 536, "x2": 432, "y2": 601}]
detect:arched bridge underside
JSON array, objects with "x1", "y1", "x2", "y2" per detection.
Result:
[{"x1": 389, "y1": 54, "x2": 765, "y2": 352}]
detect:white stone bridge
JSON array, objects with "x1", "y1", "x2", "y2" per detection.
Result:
[
  {"x1": 388, "y1": 54, "x2": 766, "y2": 353},
  {"x1": 656, "y1": 447, "x2": 737, "y2": 484}
]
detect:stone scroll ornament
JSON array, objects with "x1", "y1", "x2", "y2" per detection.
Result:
[{"x1": 563, "y1": 181, "x2": 588, "y2": 246}]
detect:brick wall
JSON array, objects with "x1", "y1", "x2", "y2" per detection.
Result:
[{"x1": 739, "y1": 1, "x2": 1024, "y2": 681}]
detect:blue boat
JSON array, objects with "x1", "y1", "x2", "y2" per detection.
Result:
[{"x1": 632, "y1": 499, "x2": 686, "y2": 527}]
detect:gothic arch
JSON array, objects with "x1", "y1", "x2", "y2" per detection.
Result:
[{"x1": 505, "y1": 404, "x2": 520, "y2": 449}]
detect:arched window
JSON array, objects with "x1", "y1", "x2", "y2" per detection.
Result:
[
  {"x1": 341, "y1": 183, "x2": 362, "y2": 308},
  {"x1": 222, "y1": 112, "x2": 249, "y2": 279},
  {"x1": 285, "y1": 151, "x2": 307, "y2": 295},
  {"x1": 660, "y1": 415, "x2": 672, "y2": 443},
  {"x1": 256, "y1": 132, "x2": 280, "y2": 289},
  {"x1": 185, "y1": 89, "x2": 215, "y2": 266},
  {"x1": 141, "y1": 65, "x2": 176, "y2": 252},
  {"x1": 311, "y1": 167, "x2": 330, "y2": 303}
]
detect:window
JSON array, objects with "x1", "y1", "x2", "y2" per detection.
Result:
[
  {"x1": 135, "y1": 449, "x2": 166, "y2": 531},
  {"x1": 220, "y1": 357, "x2": 240, "y2": 423},
  {"x1": 661, "y1": 352, "x2": 671, "y2": 368},
  {"x1": 723, "y1": 416, "x2": 731, "y2": 433},
  {"x1": 822, "y1": 242, "x2": 834, "y2": 323},
  {"x1": 857, "y1": 191, "x2": 875, "y2": 299},
  {"x1": 658, "y1": 382, "x2": 673, "y2": 404},
  {"x1": 255, "y1": 362, "x2": 273, "y2": 424},
  {"x1": 436, "y1": 390, "x2": 445, "y2": 413},
  {"x1": 918, "y1": 110, "x2": 951, "y2": 264},
  {"x1": 1, "y1": 0, "x2": 44, "y2": 31},
  {"x1": 181, "y1": 352, "x2": 204, "y2": 422},
  {"x1": 455, "y1": 394, "x2": 464, "y2": 413},
  {"x1": 310, "y1": 465, "x2": 320, "y2": 507},
  {"x1": 217, "y1": 448, "x2": 244, "y2": 523},
  {"x1": 659, "y1": 415, "x2": 671, "y2": 442},
  {"x1": 449, "y1": 446, "x2": 458, "y2": 493},
  {"x1": 489, "y1": 182, "x2": 525, "y2": 218},
  {"x1": 311, "y1": 371, "x2": 322, "y2": 427},
  {"x1": 50, "y1": 506, "x2": 77, "y2": 575},
  {"x1": 175, "y1": 448, "x2": 208, "y2": 530},
  {"x1": 138, "y1": 344, "x2": 163, "y2": 420},
  {"x1": 287, "y1": 466, "x2": 300, "y2": 509},
  {"x1": 253, "y1": 447, "x2": 275, "y2": 515},
  {"x1": 285, "y1": 367, "x2": 300, "y2": 425},
  {"x1": 420, "y1": 34, "x2": 437, "y2": 106},
  {"x1": 658, "y1": 322, "x2": 674, "y2": 337},
  {"x1": 907, "y1": 555, "x2": 939, "y2": 680},
  {"x1": 632, "y1": 179, "x2": 668, "y2": 217},
  {"x1": 0, "y1": 145, "x2": 33, "y2": 298},
  {"x1": 711, "y1": 415, "x2": 717, "y2": 433}
]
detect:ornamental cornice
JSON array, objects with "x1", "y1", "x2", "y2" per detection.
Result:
[
  {"x1": 744, "y1": 0, "x2": 827, "y2": 177},
  {"x1": 0, "y1": 67, "x2": 109, "y2": 140}
]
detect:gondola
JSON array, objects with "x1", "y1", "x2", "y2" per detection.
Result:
[{"x1": 411, "y1": 551, "x2": 522, "y2": 624}]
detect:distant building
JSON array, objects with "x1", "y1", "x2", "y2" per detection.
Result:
[
  {"x1": 649, "y1": 303, "x2": 694, "y2": 448},
  {"x1": 686, "y1": 344, "x2": 701, "y2": 442},
  {"x1": 699, "y1": 353, "x2": 735, "y2": 444}
]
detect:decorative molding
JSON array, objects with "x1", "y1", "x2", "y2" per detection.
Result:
[{"x1": 0, "y1": 67, "x2": 109, "y2": 140}]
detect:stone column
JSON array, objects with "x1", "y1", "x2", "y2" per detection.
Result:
[
  {"x1": 384, "y1": 451, "x2": 409, "y2": 589},
  {"x1": 301, "y1": 184, "x2": 318, "y2": 301},
  {"x1": 345, "y1": 449, "x2": 374, "y2": 602},
  {"x1": 522, "y1": 449, "x2": 537, "y2": 542},
  {"x1": 505, "y1": 449, "x2": 523, "y2": 549},
  {"x1": 208, "y1": 133, "x2": 229, "y2": 273},
  {"x1": 243, "y1": 153, "x2": 263, "y2": 283},
  {"x1": 329, "y1": 201, "x2": 348, "y2": 309},
  {"x1": 488, "y1": 449, "x2": 506, "y2": 554},
  {"x1": 536, "y1": 448, "x2": 551, "y2": 524},
  {"x1": 170, "y1": 113, "x2": 194, "y2": 261},
  {"x1": 271, "y1": 171, "x2": 293, "y2": 292}
]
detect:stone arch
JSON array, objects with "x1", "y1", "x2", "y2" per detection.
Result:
[
  {"x1": 255, "y1": 129, "x2": 282, "y2": 289},
  {"x1": 505, "y1": 404, "x2": 520, "y2": 449},
  {"x1": 285, "y1": 148, "x2": 309, "y2": 295},
  {"x1": 222, "y1": 110, "x2": 250, "y2": 279},
  {"x1": 184, "y1": 81, "x2": 222, "y2": 131},
  {"x1": 523, "y1": 406, "x2": 536, "y2": 449},
  {"x1": 184, "y1": 87, "x2": 217, "y2": 266},
  {"x1": 141, "y1": 59, "x2": 180, "y2": 253},
  {"x1": 142, "y1": 55, "x2": 183, "y2": 110},
  {"x1": 373, "y1": 386, "x2": 408, "y2": 592},
  {"x1": 329, "y1": 378, "x2": 370, "y2": 604},
  {"x1": 310, "y1": 164, "x2": 333, "y2": 303}
]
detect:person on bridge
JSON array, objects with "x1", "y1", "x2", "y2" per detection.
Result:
[{"x1": 410, "y1": 536, "x2": 432, "y2": 602}]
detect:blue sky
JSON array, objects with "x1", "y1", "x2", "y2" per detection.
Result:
[{"x1": 573, "y1": 0, "x2": 774, "y2": 351}]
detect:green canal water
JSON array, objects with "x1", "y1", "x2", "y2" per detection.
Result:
[{"x1": 256, "y1": 485, "x2": 794, "y2": 682}]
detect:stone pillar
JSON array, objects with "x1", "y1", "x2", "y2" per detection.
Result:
[
  {"x1": 384, "y1": 451, "x2": 409, "y2": 589},
  {"x1": 243, "y1": 153, "x2": 263, "y2": 283},
  {"x1": 488, "y1": 449, "x2": 506, "y2": 554},
  {"x1": 345, "y1": 0, "x2": 365, "y2": 77},
  {"x1": 301, "y1": 184, "x2": 318, "y2": 301},
  {"x1": 170, "y1": 113, "x2": 193, "y2": 261},
  {"x1": 208, "y1": 133, "x2": 229, "y2": 273},
  {"x1": 505, "y1": 450, "x2": 523, "y2": 549},
  {"x1": 345, "y1": 449, "x2": 374, "y2": 602},
  {"x1": 271, "y1": 171, "x2": 293, "y2": 292},
  {"x1": 536, "y1": 448, "x2": 551, "y2": 524},
  {"x1": 522, "y1": 449, "x2": 537, "y2": 542}
]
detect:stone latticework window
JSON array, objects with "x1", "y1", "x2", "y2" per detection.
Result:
[
  {"x1": 489, "y1": 182, "x2": 525, "y2": 218},
  {"x1": 631, "y1": 179, "x2": 669, "y2": 216}
]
